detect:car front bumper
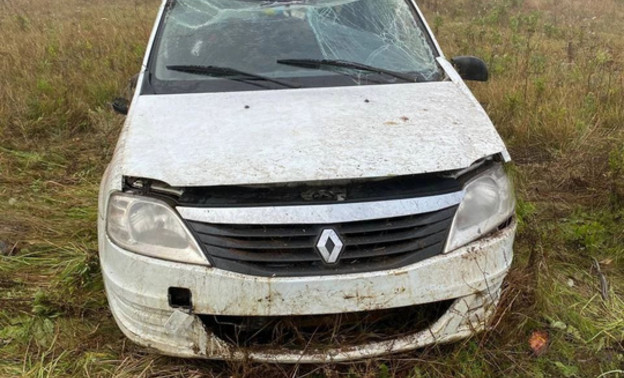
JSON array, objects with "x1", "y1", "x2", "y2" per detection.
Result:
[{"x1": 99, "y1": 219, "x2": 516, "y2": 362}]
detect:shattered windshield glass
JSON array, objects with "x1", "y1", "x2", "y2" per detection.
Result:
[{"x1": 149, "y1": 0, "x2": 442, "y2": 92}]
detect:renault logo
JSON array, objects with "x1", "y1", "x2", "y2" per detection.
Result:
[{"x1": 316, "y1": 229, "x2": 344, "y2": 264}]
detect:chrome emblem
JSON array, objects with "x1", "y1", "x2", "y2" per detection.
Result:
[{"x1": 316, "y1": 229, "x2": 344, "y2": 264}]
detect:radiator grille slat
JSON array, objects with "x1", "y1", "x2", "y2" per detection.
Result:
[
  {"x1": 192, "y1": 223, "x2": 317, "y2": 238},
  {"x1": 344, "y1": 231, "x2": 448, "y2": 259},
  {"x1": 207, "y1": 246, "x2": 322, "y2": 263},
  {"x1": 343, "y1": 220, "x2": 449, "y2": 246},
  {"x1": 195, "y1": 234, "x2": 314, "y2": 250}
]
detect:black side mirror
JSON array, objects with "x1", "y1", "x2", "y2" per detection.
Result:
[
  {"x1": 112, "y1": 97, "x2": 130, "y2": 115},
  {"x1": 451, "y1": 56, "x2": 489, "y2": 82}
]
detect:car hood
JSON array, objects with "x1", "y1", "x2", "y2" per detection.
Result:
[{"x1": 118, "y1": 81, "x2": 509, "y2": 187}]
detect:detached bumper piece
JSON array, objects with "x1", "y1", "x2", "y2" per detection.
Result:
[{"x1": 108, "y1": 281, "x2": 504, "y2": 363}]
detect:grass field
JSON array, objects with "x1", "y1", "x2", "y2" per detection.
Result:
[{"x1": 0, "y1": 0, "x2": 622, "y2": 376}]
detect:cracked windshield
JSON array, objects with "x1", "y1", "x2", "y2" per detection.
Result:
[{"x1": 153, "y1": 0, "x2": 441, "y2": 90}]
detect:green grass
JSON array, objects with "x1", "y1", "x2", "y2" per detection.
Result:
[{"x1": 1, "y1": 0, "x2": 623, "y2": 376}]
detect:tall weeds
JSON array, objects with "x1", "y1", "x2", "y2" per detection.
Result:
[{"x1": 1, "y1": 0, "x2": 622, "y2": 376}]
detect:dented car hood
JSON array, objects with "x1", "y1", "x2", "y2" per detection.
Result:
[{"x1": 119, "y1": 81, "x2": 509, "y2": 187}]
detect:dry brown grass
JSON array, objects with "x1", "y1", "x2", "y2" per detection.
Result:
[
  {"x1": 0, "y1": 0, "x2": 155, "y2": 143},
  {"x1": 1, "y1": 0, "x2": 623, "y2": 376}
]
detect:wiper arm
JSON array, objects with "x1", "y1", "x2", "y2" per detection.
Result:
[
  {"x1": 276, "y1": 59, "x2": 419, "y2": 83},
  {"x1": 167, "y1": 65, "x2": 300, "y2": 89}
]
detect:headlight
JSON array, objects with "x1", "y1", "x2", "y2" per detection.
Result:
[
  {"x1": 445, "y1": 163, "x2": 515, "y2": 252},
  {"x1": 106, "y1": 193, "x2": 210, "y2": 265}
]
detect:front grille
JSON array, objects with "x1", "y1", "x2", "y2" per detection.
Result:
[
  {"x1": 186, "y1": 205, "x2": 457, "y2": 277},
  {"x1": 199, "y1": 300, "x2": 454, "y2": 349}
]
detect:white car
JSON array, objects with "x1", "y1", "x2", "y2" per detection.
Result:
[{"x1": 99, "y1": 0, "x2": 516, "y2": 362}]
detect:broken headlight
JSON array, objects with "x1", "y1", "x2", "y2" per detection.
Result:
[
  {"x1": 445, "y1": 163, "x2": 515, "y2": 253},
  {"x1": 106, "y1": 193, "x2": 209, "y2": 265}
]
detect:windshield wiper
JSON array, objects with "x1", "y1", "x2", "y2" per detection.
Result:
[
  {"x1": 276, "y1": 59, "x2": 420, "y2": 83},
  {"x1": 167, "y1": 65, "x2": 300, "y2": 89}
]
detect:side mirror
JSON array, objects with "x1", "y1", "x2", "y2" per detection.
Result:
[
  {"x1": 451, "y1": 56, "x2": 489, "y2": 82},
  {"x1": 112, "y1": 97, "x2": 130, "y2": 115}
]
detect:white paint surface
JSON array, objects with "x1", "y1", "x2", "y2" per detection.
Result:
[{"x1": 119, "y1": 80, "x2": 509, "y2": 187}]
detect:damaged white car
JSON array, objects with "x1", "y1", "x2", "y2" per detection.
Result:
[{"x1": 99, "y1": 0, "x2": 517, "y2": 362}]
